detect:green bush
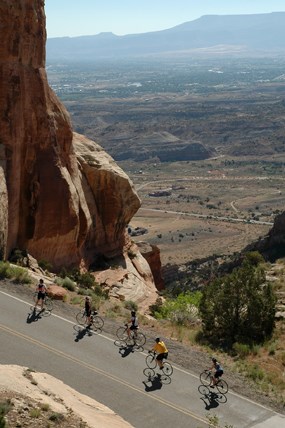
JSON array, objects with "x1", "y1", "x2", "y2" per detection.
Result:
[
  {"x1": 0, "y1": 262, "x2": 11, "y2": 279},
  {"x1": 38, "y1": 259, "x2": 52, "y2": 271},
  {"x1": 56, "y1": 276, "x2": 76, "y2": 292},
  {"x1": 232, "y1": 342, "x2": 251, "y2": 358},
  {"x1": 153, "y1": 291, "x2": 202, "y2": 326},
  {"x1": 124, "y1": 300, "x2": 138, "y2": 311},
  {"x1": 199, "y1": 260, "x2": 276, "y2": 347},
  {"x1": 77, "y1": 272, "x2": 95, "y2": 289},
  {"x1": 0, "y1": 262, "x2": 32, "y2": 283},
  {"x1": 49, "y1": 413, "x2": 65, "y2": 422}
]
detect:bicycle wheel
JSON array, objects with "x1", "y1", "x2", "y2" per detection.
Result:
[
  {"x1": 116, "y1": 326, "x2": 128, "y2": 341},
  {"x1": 162, "y1": 362, "x2": 173, "y2": 376},
  {"x1": 44, "y1": 297, "x2": 53, "y2": 311},
  {"x1": 76, "y1": 311, "x2": 87, "y2": 325},
  {"x1": 216, "y1": 379, "x2": 228, "y2": 394},
  {"x1": 200, "y1": 371, "x2": 212, "y2": 386},
  {"x1": 146, "y1": 354, "x2": 157, "y2": 369},
  {"x1": 143, "y1": 368, "x2": 155, "y2": 379},
  {"x1": 92, "y1": 316, "x2": 104, "y2": 330},
  {"x1": 134, "y1": 332, "x2": 146, "y2": 346}
]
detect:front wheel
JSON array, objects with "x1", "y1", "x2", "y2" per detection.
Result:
[
  {"x1": 76, "y1": 311, "x2": 87, "y2": 325},
  {"x1": 44, "y1": 297, "x2": 53, "y2": 311},
  {"x1": 200, "y1": 371, "x2": 211, "y2": 386},
  {"x1": 92, "y1": 316, "x2": 104, "y2": 330},
  {"x1": 143, "y1": 368, "x2": 155, "y2": 379},
  {"x1": 146, "y1": 354, "x2": 157, "y2": 369},
  {"x1": 216, "y1": 379, "x2": 228, "y2": 394}
]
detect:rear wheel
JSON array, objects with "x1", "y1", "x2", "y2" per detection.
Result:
[
  {"x1": 162, "y1": 362, "x2": 173, "y2": 376},
  {"x1": 76, "y1": 311, "x2": 87, "y2": 325},
  {"x1": 200, "y1": 371, "x2": 212, "y2": 386},
  {"x1": 116, "y1": 326, "x2": 128, "y2": 341},
  {"x1": 134, "y1": 332, "x2": 146, "y2": 346},
  {"x1": 216, "y1": 379, "x2": 228, "y2": 394}
]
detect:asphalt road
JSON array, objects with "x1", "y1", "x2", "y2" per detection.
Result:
[{"x1": 0, "y1": 289, "x2": 284, "y2": 428}]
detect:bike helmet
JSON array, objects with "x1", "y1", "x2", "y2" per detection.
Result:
[
  {"x1": 155, "y1": 337, "x2": 160, "y2": 343},
  {"x1": 212, "y1": 357, "x2": 217, "y2": 363},
  {"x1": 131, "y1": 310, "x2": 136, "y2": 316}
]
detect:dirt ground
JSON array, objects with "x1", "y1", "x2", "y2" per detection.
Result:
[{"x1": 1, "y1": 279, "x2": 284, "y2": 417}]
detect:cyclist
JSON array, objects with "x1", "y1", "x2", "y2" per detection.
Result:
[
  {"x1": 84, "y1": 296, "x2": 92, "y2": 328},
  {"x1": 209, "y1": 357, "x2": 224, "y2": 387},
  {"x1": 126, "y1": 310, "x2": 139, "y2": 339},
  {"x1": 34, "y1": 278, "x2": 47, "y2": 310},
  {"x1": 150, "y1": 337, "x2": 168, "y2": 369}
]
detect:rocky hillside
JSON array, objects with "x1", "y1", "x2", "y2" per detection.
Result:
[{"x1": 0, "y1": 1, "x2": 159, "y2": 303}]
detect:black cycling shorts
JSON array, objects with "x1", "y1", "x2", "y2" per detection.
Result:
[
  {"x1": 214, "y1": 369, "x2": 223, "y2": 378},
  {"x1": 157, "y1": 352, "x2": 168, "y2": 361},
  {"x1": 37, "y1": 291, "x2": 46, "y2": 300}
]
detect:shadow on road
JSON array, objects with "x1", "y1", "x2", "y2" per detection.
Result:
[
  {"x1": 26, "y1": 307, "x2": 51, "y2": 323},
  {"x1": 143, "y1": 374, "x2": 163, "y2": 392},
  {"x1": 114, "y1": 340, "x2": 144, "y2": 357},
  {"x1": 73, "y1": 324, "x2": 101, "y2": 342},
  {"x1": 198, "y1": 385, "x2": 227, "y2": 410}
]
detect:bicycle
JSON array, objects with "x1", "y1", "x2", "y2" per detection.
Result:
[
  {"x1": 76, "y1": 310, "x2": 104, "y2": 330},
  {"x1": 199, "y1": 370, "x2": 228, "y2": 394},
  {"x1": 33, "y1": 292, "x2": 53, "y2": 312},
  {"x1": 116, "y1": 324, "x2": 146, "y2": 347},
  {"x1": 145, "y1": 351, "x2": 173, "y2": 376}
]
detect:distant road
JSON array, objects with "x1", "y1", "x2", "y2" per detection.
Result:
[
  {"x1": 138, "y1": 207, "x2": 274, "y2": 226},
  {"x1": 0, "y1": 288, "x2": 284, "y2": 428}
]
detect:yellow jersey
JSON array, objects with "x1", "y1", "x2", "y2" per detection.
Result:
[{"x1": 153, "y1": 341, "x2": 168, "y2": 354}]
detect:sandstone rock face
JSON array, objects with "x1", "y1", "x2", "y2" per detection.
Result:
[
  {"x1": 93, "y1": 245, "x2": 158, "y2": 312},
  {"x1": 0, "y1": 1, "x2": 140, "y2": 272},
  {"x1": 136, "y1": 241, "x2": 165, "y2": 291}
]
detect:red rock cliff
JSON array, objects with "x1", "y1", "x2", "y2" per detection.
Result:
[{"x1": 0, "y1": 0, "x2": 140, "y2": 270}]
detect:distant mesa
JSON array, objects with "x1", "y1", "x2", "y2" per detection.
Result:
[{"x1": 108, "y1": 132, "x2": 215, "y2": 162}]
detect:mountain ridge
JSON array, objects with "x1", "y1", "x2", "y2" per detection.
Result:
[{"x1": 47, "y1": 12, "x2": 285, "y2": 61}]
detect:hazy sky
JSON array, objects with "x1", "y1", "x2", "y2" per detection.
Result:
[{"x1": 45, "y1": 0, "x2": 285, "y2": 38}]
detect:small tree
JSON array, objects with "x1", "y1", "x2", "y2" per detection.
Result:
[{"x1": 199, "y1": 260, "x2": 276, "y2": 347}]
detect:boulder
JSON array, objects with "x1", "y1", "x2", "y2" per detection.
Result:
[{"x1": 47, "y1": 285, "x2": 67, "y2": 301}]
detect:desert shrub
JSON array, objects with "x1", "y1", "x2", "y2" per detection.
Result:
[
  {"x1": 10, "y1": 266, "x2": 32, "y2": 284},
  {"x1": 77, "y1": 272, "x2": 95, "y2": 289},
  {"x1": 153, "y1": 291, "x2": 202, "y2": 326},
  {"x1": 38, "y1": 259, "x2": 52, "y2": 271},
  {"x1": 0, "y1": 262, "x2": 31, "y2": 283},
  {"x1": 199, "y1": 260, "x2": 276, "y2": 347},
  {"x1": 232, "y1": 342, "x2": 251, "y2": 358},
  {"x1": 40, "y1": 403, "x2": 50, "y2": 411},
  {"x1": 49, "y1": 413, "x2": 65, "y2": 422},
  {"x1": 0, "y1": 262, "x2": 11, "y2": 279},
  {"x1": 56, "y1": 276, "x2": 76, "y2": 291},
  {"x1": 30, "y1": 408, "x2": 41, "y2": 418},
  {"x1": 124, "y1": 300, "x2": 138, "y2": 311},
  {"x1": 244, "y1": 251, "x2": 265, "y2": 266},
  {"x1": 8, "y1": 248, "x2": 28, "y2": 266},
  {"x1": 0, "y1": 400, "x2": 12, "y2": 426}
]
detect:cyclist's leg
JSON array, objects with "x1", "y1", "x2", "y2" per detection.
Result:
[{"x1": 156, "y1": 353, "x2": 164, "y2": 369}]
